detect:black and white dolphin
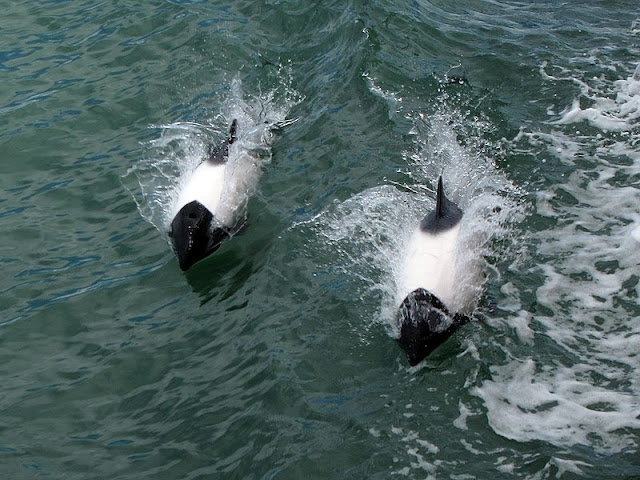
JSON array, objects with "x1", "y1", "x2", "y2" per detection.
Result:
[
  {"x1": 169, "y1": 119, "x2": 239, "y2": 271},
  {"x1": 396, "y1": 176, "x2": 471, "y2": 366}
]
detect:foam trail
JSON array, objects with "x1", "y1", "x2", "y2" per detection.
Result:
[
  {"x1": 476, "y1": 61, "x2": 640, "y2": 454},
  {"x1": 545, "y1": 61, "x2": 640, "y2": 132}
]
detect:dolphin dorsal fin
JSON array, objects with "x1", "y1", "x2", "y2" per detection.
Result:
[
  {"x1": 227, "y1": 119, "x2": 237, "y2": 146},
  {"x1": 436, "y1": 176, "x2": 444, "y2": 219},
  {"x1": 207, "y1": 119, "x2": 238, "y2": 164},
  {"x1": 419, "y1": 176, "x2": 463, "y2": 233}
]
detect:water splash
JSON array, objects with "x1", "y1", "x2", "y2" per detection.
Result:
[
  {"x1": 124, "y1": 71, "x2": 302, "y2": 245},
  {"x1": 405, "y1": 110, "x2": 525, "y2": 314},
  {"x1": 304, "y1": 83, "x2": 524, "y2": 339}
]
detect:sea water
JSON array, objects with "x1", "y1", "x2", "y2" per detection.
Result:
[{"x1": 0, "y1": 1, "x2": 638, "y2": 478}]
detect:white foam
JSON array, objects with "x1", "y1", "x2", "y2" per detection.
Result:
[
  {"x1": 473, "y1": 359, "x2": 640, "y2": 451},
  {"x1": 551, "y1": 457, "x2": 592, "y2": 477},
  {"x1": 453, "y1": 401, "x2": 472, "y2": 430},
  {"x1": 389, "y1": 427, "x2": 439, "y2": 478},
  {"x1": 543, "y1": 61, "x2": 640, "y2": 132},
  {"x1": 631, "y1": 223, "x2": 640, "y2": 243},
  {"x1": 495, "y1": 458, "x2": 515, "y2": 474},
  {"x1": 476, "y1": 61, "x2": 640, "y2": 454},
  {"x1": 554, "y1": 99, "x2": 631, "y2": 132}
]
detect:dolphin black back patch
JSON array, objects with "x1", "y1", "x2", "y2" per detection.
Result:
[
  {"x1": 419, "y1": 176, "x2": 463, "y2": 234},
  {"x1": 207, "y1": 119, "x2": 238, "y2": 165}
]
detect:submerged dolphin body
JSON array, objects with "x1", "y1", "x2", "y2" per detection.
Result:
[
  {"x1": 169, "y1": 119, "x2": 239, "y2": 271},
  {"x1": 397, "y1": 177, "x2": 471, "y2": 366}
]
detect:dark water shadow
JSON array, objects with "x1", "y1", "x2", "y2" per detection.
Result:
[{"x1": 182, "y1": 244, "x2": 254, "y2": 307}]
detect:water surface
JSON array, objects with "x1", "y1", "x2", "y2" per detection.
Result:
[{"x1": 1, "y1": 1, "x2": 639, "y2": 478}]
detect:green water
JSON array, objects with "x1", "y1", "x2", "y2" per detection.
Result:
[{"x1": 1, "y1": 1, "x2": 639, "y2": 478}]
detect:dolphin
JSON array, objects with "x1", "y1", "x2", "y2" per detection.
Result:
[
  {"x1": 169, "y1": 119, "x2": 239, "y2": 271},
  {"x1": 396, "y1": 176, "x2": 471, "y2": 365}
]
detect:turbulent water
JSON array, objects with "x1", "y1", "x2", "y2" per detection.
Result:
[{"x1": 1, "y1": 1, "x2": 639, "y2": 479}]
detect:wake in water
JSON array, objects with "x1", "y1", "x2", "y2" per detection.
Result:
[
  {"x1": 543, "y1": 61, "x2": 640, "y2": 132},
  {"x1": 475, "y1": 61, "x2": 640, "y2": 456},
  {"x1": 304, "y1": 80, "x2": 524, "y2": 346},
  {"x1": 124, "y1": 73, "x2": 301, "y2": 256}
]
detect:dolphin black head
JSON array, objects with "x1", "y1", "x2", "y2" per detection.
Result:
[
  {"x1": 397, "y1": 288, "x2": 469, "y2": 366},
  {"x1": 169, "y1": 200, "x2": 230, "y2": 271}
]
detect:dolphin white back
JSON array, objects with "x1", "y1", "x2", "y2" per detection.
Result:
[
  {"x1": 173, "y1": 152, "x2": 260, "y2": 231},
  {"x1": 171, "y1": 119, "x2": 247, "y2": 230},
  {"x1": 173, "y1": 161, "x2": 226, "y2": 223},
  {"x1": 399, "y1": 222, "x2": 461, "y2": 308},
  {"x1": 215, "y1": 151, "x2": 261, "y2": 228},
  {"x1": 397, "y1": 176, "x2": 465, "y2": 311}
]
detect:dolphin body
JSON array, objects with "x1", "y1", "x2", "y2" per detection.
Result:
[
  {"x1": 396, "y1": 177, "x2": 471, "y2": 366},
  {"x1": 169, "y1": 119, "x2": 239, "y2": 271}
]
